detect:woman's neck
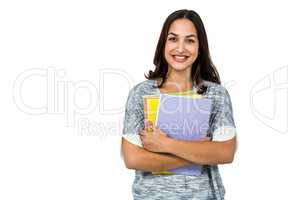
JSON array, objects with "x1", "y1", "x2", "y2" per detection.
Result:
[{"x1": 159, "y1": 68, "x2": 194, "y2": 92}]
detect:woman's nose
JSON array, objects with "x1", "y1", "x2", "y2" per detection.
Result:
[{"x1": 176, "y1": 41, "x2": 185, "y2": 53}]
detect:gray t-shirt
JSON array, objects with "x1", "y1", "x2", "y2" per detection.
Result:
[{"x1": 122, "y1": 79, "x2": 237, "y2": 200}]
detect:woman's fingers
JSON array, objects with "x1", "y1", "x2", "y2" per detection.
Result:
[
  {"x1": 156, "y1": 128, "x2": 166, "y2": 136},
  {"x1": 144, "y1": 119, "x2": 153, "y2": 132},
  {"x1": 139, "y1": 129, "x2": 146, "y2": 136}
]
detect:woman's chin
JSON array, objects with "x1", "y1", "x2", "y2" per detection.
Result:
[{"x1": 169, "y1": 63, "x2": 191, "y2": 71}]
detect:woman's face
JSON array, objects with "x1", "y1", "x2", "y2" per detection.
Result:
[{"x1": 164, "y1": 18, "x2": 199, "y2": 73}]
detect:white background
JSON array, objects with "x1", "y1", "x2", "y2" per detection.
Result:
[{"x1": 0, "y1": 0, "x2": 298, "y2": 199}]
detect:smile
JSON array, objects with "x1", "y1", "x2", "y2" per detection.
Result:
[{"x1": 172, "y1": 55, "x2": 189, "y2": 63}]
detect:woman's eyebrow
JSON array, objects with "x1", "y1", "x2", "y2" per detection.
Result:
[
  {"x1": 167, "y1": 32, "x2": 197, "y2": 38},
  {"x1": 168, "y1": 32, "x2": 178, "y2": 37},
  {"x1": 186, "y1": 34, "x2": 197, "y2": 38}
]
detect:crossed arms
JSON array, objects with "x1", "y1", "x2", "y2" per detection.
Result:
[{"x1": 122, "y1": 121, "x2": 236, "y2": 172}]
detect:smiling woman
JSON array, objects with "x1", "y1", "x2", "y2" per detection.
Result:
[
  {"x1": 121, "y1": 9, "x2": 237, "y2": 200},
  {"x1": 164, "y1": 19, "x2": 199, "y2": 73}
]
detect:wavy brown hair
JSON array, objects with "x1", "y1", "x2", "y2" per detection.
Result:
[{"x1": 145, "y1": 9, "x2": 221, "y2": 94}]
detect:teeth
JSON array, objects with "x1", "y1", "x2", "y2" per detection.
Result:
[{"x1": 173, "y1": 55, "x2": 188, "y2": 61}]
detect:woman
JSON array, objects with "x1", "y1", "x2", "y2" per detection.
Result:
[{"x1": 121, "y1": 9, "x2": 237, "y2": 200}]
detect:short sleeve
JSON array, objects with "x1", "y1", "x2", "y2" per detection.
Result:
[
  {"x1": 209, "y1": 87, "x2": 237, "y2": 142},
  {"x1": 122, "y1": 88, "x2": 144, "y2": 147}
]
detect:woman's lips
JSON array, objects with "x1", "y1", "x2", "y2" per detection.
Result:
[{"x1": 172, "y1": 55, "x2": 189, "y2": 63}]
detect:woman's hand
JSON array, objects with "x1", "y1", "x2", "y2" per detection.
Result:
[{"x1": 140, "y1": 120, "x2": 169, "y2": 153}]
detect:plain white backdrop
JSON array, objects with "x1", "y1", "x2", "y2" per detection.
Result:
[{"x1": 0, "y1": 0, "x2": 298, "y2": 199}]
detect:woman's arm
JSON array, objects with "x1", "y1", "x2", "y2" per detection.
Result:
[
  {"x1": 121, "y1": 138, "x2": 193, "y2": 172},
  {"x1": 140, "y1": 124, "x2": 236, "y2": 165},
  {"x1": 163, "y1": 136, "x2": 236, "y2": 165},
  {"x1": 139, "y1": 86, "x2": 237, "y2": 165}
]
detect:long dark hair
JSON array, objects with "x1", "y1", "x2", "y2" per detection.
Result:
[{"x1": 145, "y1": 9, "x2": 221, "y2": 94}]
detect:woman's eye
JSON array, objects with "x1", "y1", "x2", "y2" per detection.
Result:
[
  {"x1": 168, "y1": 37, "x2": 177, "y2": 42},
  {"x1": 187, "y1": 39, "x2": 195, "y2": 43}
]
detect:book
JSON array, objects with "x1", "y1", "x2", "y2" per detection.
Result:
[
  {"x1": 143, "y1": 90, "x2": 201, "y2": 131},
  {"x1": 143, "y1": 91, "x2": 212, "y2": 176},
  {"x1": 143, "y1": 95, "x2": 160, "y2": 127},
  {"x1": 156, "y1": 94, "x2": 212, "y2": 176}
]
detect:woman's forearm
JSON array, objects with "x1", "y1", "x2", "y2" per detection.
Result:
[
  {"x1": 122, "y1": 140, "x2": 193, "y2": 172},
  {"x1": 140, "y1": 122, "x2": 236, "y2": 165},
  {"x1": 163, "y1": 137, "x2": 236, "y2": 165},
  {"x1": 129, "y1": 148, "x2": 193, "y2": 172}
]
